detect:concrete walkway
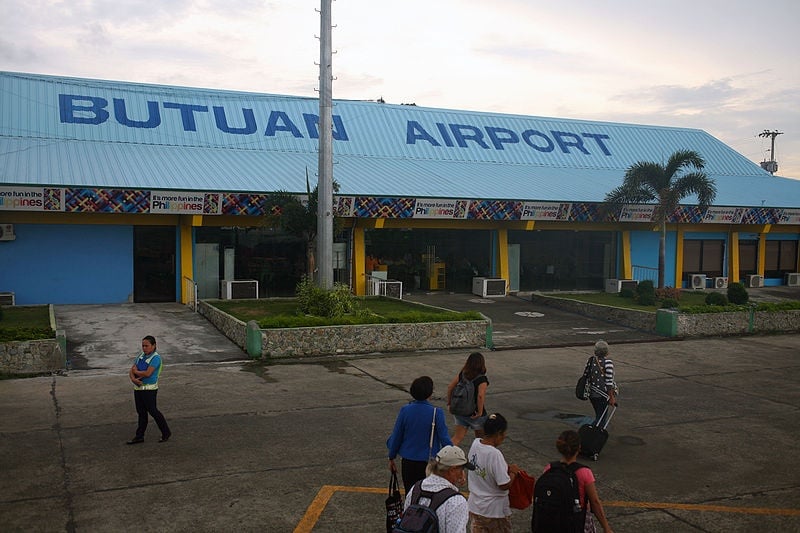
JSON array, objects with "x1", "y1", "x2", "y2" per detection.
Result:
[
  {"x1": 2, "y1": 293, "x2": 798, "y2": 531},
  {"x1": 1, "y1": 334, "x2": 799, "y2": 532}
]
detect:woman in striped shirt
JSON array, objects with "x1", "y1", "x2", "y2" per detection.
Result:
[{"x1": 588, "y1": 340, "x2": 617, "y2": 427}]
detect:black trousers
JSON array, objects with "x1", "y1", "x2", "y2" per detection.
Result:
[
  {"x1": 590, "y1": 396, "x2": 610, "y2": 427},
  {"x1": 400, "y1": 458, "x2": 428, "y2": 494},
  {"x1": 133, "y1": 389, "x2": 170, "y2": 439}
]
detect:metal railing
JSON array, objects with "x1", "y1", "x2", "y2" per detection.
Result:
[
  {"x1": 366, "y1": 275, "x2": 403, "y2": 299},
  {"x1": 632, "y1": 264, "x2": 658, "y2": 284},
  {"x1": 182, "y1": 276, "x2": 198, "y2": 312}
]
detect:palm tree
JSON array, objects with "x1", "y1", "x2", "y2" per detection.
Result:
[{"x1": 605, "y1": 150, "x2": 716, "y2": 288}]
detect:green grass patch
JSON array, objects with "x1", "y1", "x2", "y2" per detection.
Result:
[
  {"x1": 544, "y1": 291, "x2": 712, "y2": 311},
  {"x1": 212, "y1": 297, "x2": 483, "y2": 329},
  {"x1": 0, "y1": 305, "x2": 54, "y2": 342},
  {"x1": 546, "y1": 291, "x2": 800, "y2": 314}
]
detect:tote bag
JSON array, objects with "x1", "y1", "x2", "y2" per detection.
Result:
[
  {"x1": 385, "y1": 471, "x2": 403, "y2": 532},
  {"x1": 508, "y1": 469, "x2": 536, "y2": 510}
]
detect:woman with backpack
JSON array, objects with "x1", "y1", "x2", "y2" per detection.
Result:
[
  {"x1": 531, "y1": 430, "x2": 614, "y2": 533},
  {"x1": 387, "y1": 376, "x2": 453, "y2": 494},
  {"x1": 446, "y1": 351, "x2": 489, "y2": 446},
  {"x1": 466, "y1": 413, "x2": 520, "y2": 533}
]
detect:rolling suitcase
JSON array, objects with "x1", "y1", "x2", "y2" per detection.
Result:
[{"x1": 579, "y1": 404, "x2": 616, "y2": 461}]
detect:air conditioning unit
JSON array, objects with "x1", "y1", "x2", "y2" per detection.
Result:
[
  {"x1": 785, "y1": 273, "x2": 800, "y2": 286},
  {"x1": 714, "y1": 277, "x2": 728, "y2": 289},
  {"x1": 748, "y1": 274, "x2": 764, "y2": 288},
  {"x1": 691, "y1": 274, "x2": 707, "y2": 290},
  {"x1": 472, "y1": 277, "x2": 507, "y2": 297},
  {"x1": 0, "y1": 224, "x2": 15, "y2": 241},
  {"x1": 605, "y1": 279, "x2": 638, "y2": 293},
  {"x1": 220, "y1": 279, "x2": 259, "y2": 299},
  {"x1": 0, "y1": 292, "x2": 14, "y2": 305}
]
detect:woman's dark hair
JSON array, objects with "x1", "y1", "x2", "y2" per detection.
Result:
[
  {"x1": 556, "y1": 430, "x2": 581, "y2": 457},
  {"x1": 410, "y1": 376, "x2": 433, "y2": 401},
  {"x1": 142, "y1": 335, "x2": 156, "y2": 346},
  {"x1": 483, "y1": 413, "x2": 507, "y2": 437},
  {"x1": 461, "y1": 352, "x2": 486, "y2": 380}
]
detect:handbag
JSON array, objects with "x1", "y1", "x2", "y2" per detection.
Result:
[
  {"x1": 385, "y1": 471, "x2": 404, "y2": 532},
  {"x1": 508, "y1": 469, "x2": 536, "y2": 510},
  {"x1": 575, "y1": 373, "x2": 590, "y2": 401}
]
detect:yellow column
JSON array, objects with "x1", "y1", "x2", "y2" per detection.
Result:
[
  {"x1": 497, "y1": 228, "x2": 509, "y2": 285},
  {"x1": 178, "y1": 216, "x2": 199, "y2": 304},
  {"x1": 353, "y1": 225, "x2": 366, "y2": 296},
  {"x1": 674, "y1": 228, "x2": 684, "y2": 288},
  {"x1": 728, "y1": 232, "x2": 739, "y2": 283},
  {"x1": 757, "y1": 232, "x2": 767, "y2": 276},
  {"x1": 621, "y1": 231, "x2": 632, "y2": 279}
]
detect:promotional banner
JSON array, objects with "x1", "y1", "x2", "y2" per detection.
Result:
[
  {"x1": 0, "y1": 186, "x2": 64, "y2": 211},
  {"x1": 149, "y1": 191, "x2": 221, "y2": 215},
  {"x1": 619, "y1": 204, "x2": 655, "y2": 222},
  {"x1": 520, "y1": 202, "x2": 571, "y2": 221},
  {"x1": 778, "y1": 209, "x2": 800, "y2": 224},
  {"x1": 703, "y1": 207, "x2": 744, "y2": 224},
  {"x1": 413, "y1": 198, "x2": 469, "y2": 219}
]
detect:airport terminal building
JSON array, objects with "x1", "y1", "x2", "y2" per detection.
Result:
[{"x1": 1, "y1": 71, "x2": 799, "y2": 305}]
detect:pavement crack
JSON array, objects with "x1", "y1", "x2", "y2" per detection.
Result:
[{"x1": 51, "y1": 376, "x2": 76, "y2": 533}]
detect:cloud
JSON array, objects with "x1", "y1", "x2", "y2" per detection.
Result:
[{"x1": 612, "y1": 78, "x2": 745, "y2": 114}]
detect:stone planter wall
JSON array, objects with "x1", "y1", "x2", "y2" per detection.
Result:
[
  {"x1": 533, "y1": 293, "x2": 800, "y2": 338},
  {"x1": 531, "y1": 293, "x2": 656, "y2": 331},
  {"x1": 676, "y1": 309, "x2": 800, "y2": 337},
  {"x1": 0, "y1": 305, "x2": 65, "y2": 375},
  {"x1": 198, "y1": 300, "x2": 488, "y2": 358}
]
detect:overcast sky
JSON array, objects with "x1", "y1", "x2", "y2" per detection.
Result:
[{"x1": 2, "y1": 0, "x2": 798, "y2": 178}]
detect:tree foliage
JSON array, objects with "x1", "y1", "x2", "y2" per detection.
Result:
[
  {"x1": 261, "y1": 170, "x2": 340, "y2": 279},
  {"x1": 605, "y1": 150, "x2": 717, "y2": 288}
]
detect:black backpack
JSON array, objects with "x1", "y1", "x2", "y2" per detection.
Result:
[
  {"x1": 531, "y1": 461, "x2": 587, "y2": 533},
  {"x1": 392, "y1": 481, "x2": 461, "y2": 533}
]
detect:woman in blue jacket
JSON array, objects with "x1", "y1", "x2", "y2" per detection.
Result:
[{"x1": 387, "y1": 375, "x2": 453, "y2": 493}]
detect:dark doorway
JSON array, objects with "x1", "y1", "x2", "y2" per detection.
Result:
[{"x1": 134, "y1": 226, "x2": 177, "y2": 302}]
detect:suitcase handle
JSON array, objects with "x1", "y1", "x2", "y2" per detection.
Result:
[{"x1": 599, "y1": 404, "x2": 617, "y2": 429}]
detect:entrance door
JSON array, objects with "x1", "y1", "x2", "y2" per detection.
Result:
[{"x1": 133, "y1": 226, "x2": 177, "y2": 302}]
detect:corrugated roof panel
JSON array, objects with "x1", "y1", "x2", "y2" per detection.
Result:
[{"x1": 2, "y1": 71, "x2": 798, "y2": 209}]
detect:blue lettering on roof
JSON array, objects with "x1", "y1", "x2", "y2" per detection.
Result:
[
  {"x1": 58, "y1": 94, "x2": 349, "y2": 141},
  {"x1": 407, "y1": 120, "x2": 612, "y2": 156}
]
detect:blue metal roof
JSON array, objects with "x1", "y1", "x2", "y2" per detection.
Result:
[{"x1": 2, "y1": 71, "x2": 799, "y2": 208}]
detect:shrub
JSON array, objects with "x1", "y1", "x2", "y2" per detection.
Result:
[
  {"x1": 727, "y1": 282, "x2": 749, "y2": 305},
  {"x1": 295, "y1": 278, "x2": 355, "y2": 318},
  {"x1": 635, "y1": 280, "x2": 656, "y2": 306},
  {"x1": 0, "y1": 305, "x2": 3, "y2": 321},
  {"x1": 660, "y1": 298, "x2": 679, "y2": 309},
  {"x1": 655, "y1": 287, "x2": 681, "y2": 301},
  {"x1": 619, "y1": 288, "x2": 634, "y2": 299},
  {"x1": 705, "y1": 292, "x2": 728, "y2": 306}
]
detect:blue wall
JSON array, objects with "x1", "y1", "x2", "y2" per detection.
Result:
[
  {"x1": 628, "y1": 230, "x2": 678, "y2": 286},
  {"x1": 0, "y1": 224, "x2": 133, "y2": 304}
]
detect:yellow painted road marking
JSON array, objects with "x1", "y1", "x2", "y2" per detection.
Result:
[
  {"x1": 604, "y1": 500, "x2": 800, "y2": 516},
  {"x1": 294, "y1": 485, "x2": 800, "y2": 532}
]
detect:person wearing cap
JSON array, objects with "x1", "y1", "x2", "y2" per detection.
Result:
[
  {"x1": 403, "y1": 445, "x2": 472, "y2": 532},
  {"x1": 388, "y1": 376, "x2": 453, "y2": 494},
  {"x1": 588, "y1": 340, "x2": 617, "y2": 427},
  {"x1": 466, "y1": 413, "x2": 520, "y2": 533}
]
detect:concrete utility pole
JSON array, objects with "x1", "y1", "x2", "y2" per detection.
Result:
[
  {"x1": 317, "y1": 0, "x2": 334, "y2": 289},
  {"x1": 758, "y1": 129, "x2": 783, "y2": 175}
]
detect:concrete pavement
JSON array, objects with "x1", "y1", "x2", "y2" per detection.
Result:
[{"x1": 1, "y1": 297, "x2": 799, "y2": 532}]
